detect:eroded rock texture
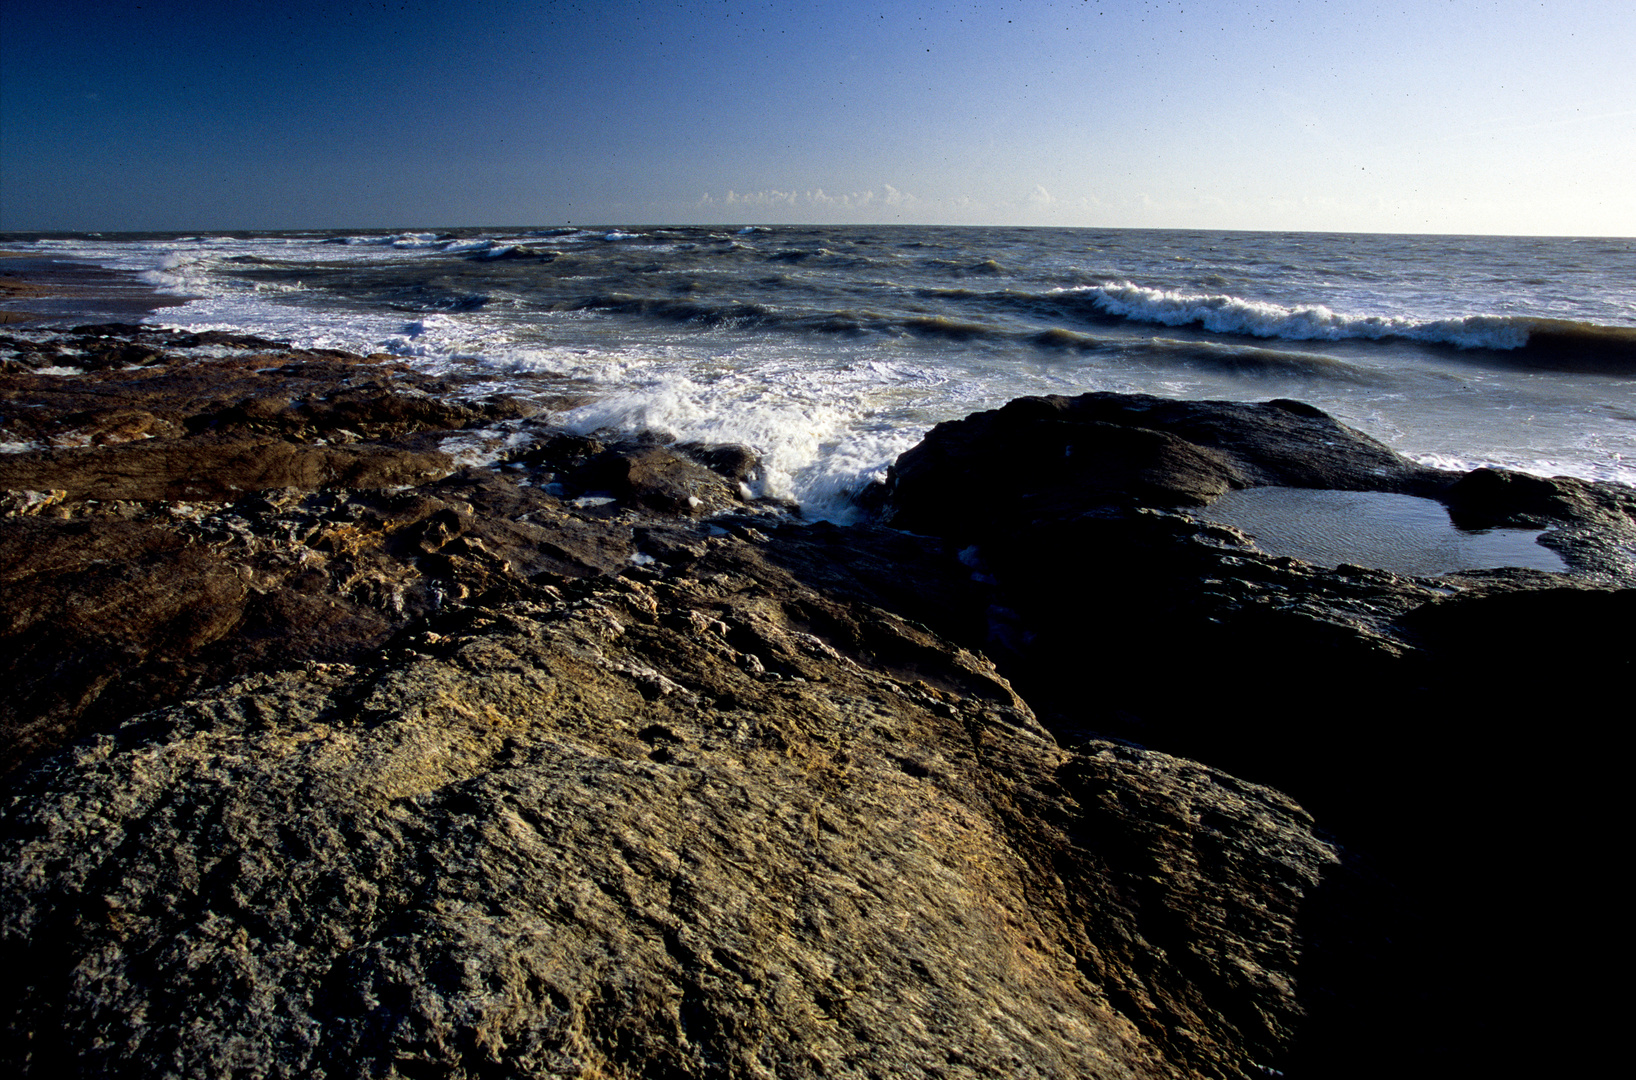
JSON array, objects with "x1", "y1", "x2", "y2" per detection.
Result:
[{"x1": 2, "y1": 545, "x2": 1352, "y2": 1080}]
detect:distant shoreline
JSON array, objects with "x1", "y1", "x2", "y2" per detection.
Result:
[{"x1": 0, "y1": 254, "x2": 186, "y2": 326}]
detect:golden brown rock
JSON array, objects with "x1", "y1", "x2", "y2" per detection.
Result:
[{"x1": 1, "y1": 553, "x2": 1351, "y2": 1080}]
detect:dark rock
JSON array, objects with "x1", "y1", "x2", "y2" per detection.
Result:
[
  {"x1": 0, "y1": 334, "x2": 657, "y2": 776},
  {"x1": 59, "y1": 406, "x2": 176, "y2": 444},
  {"x1": 871, "y1": 389, "x2": 1636, "y2": 1078},
  {"x1": 1048, "y1": 393, "x2": 1446, "y2": 491},
  {"x1": 184, "y1": 381, "x2": 526, "y2": 439},
  {"x1": 503, "y1": 430, "x2": 606, "y2": 471},
  {"x1": 677, "y1": 440, "x2": 761, "y2": 483},
  {"x1": 0, "y1": 515, "x2": 250, "y2": 773},
  {"x1": 871, "y1": 391, "x2": 1636, "y2": 815},
  {"x1": 875, "y1": 392, "x2": 1453, "y2": 538},
  {"x1": 0, "y1": 461, "x2": 684, "y2": 777},
  {"x1": 508, "y1": 434, "x2": 760, "y2": 517},
  {"x1": 1445, "y1": 464, "x2": 1606, "y2": 526},
  {"x1": 0, "y1": 329, "x2": 568, "y2": 452},
  {"x1": 0, "y1": 435, "x2": 455, "y2": 501},
  {"x1": 564, "y1": 444, "x2": 733, "y2": 516}
]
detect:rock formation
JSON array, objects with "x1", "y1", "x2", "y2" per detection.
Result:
[
  {"x1": 3, "y1": 529, "x2": 1366, "y2": 1079},
  {"x1": 869, "y1": 391, "x2": 1636, "y2": 1079},
  {"x1": 3, "y1": 333, "x2": 1632, "y2": 1078}
]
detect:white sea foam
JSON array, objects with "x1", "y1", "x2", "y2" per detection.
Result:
[
  {"x1": 488, "y1": 345, "x2": 648, "y2": 384},
  {"x1": 138, "y1": 252, "x2": 225, "y2": 293},
  {"x1": 554, "y1": 362, "x2": 936, "y2": 519},
  {"x1": 325, "y1": 233, "x2": 441, "y2": 248},
  {"x1": 438, "y1": 428, "x2": 534, "y2": 468},
  {"x1": 562, "y1": 377, "x2": 844, "y2": 498},
  {"x1": 1407, "y1": 450, "x2": 1636, "y2": 489}
]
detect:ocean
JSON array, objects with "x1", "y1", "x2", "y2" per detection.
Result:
[{"x1": 7, "y1": 226, "x2": 1634, "y2": 519}]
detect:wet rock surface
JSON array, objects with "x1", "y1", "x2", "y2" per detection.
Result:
[
  {"x1": 2, "y1": 341, "x2": 1632, "y2": 1078},
  {"x1": 869, "y1": 392, "x2": 1453, "y2": 537},
  {"x1": 867, "y1": 391, "x2": 1636, "y2": 780},
  {"x1": 0, "y1": 328, "x2": 774, "y2": 776}
]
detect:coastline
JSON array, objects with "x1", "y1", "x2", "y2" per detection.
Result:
[
  {"x1": 2, "y1": 320, "x2": 1632, "y2": 1078},
  {"x1": 13, "y1": 227, "x2": 1635, "y2": 502},
  {"x1": 0, "y1": 254, "x2": 189, "y2": 326}
]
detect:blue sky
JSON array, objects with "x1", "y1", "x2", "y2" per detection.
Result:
[{"x1": 2, "y1": 0, "x2": 1632, "y2": 234}]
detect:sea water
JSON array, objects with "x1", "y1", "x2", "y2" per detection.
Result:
[
  {"x1": 4, "y1": 226, "x2": 1633, "y2": 520},
  {"x1": 1201, "y1": 487, "x2": 1568, "y2": 576}
]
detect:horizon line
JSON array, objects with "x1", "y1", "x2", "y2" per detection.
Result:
[{"x1": 4, "y1": 223, "x2": 1633, "y2": 241}]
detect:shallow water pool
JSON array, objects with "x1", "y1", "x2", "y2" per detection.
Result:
[{"x1": 1202, "y1": 487, "x2": 1567, "y2": 577}]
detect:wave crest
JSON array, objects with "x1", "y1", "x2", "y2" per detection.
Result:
[{"x1": 1056, "y1": 282, "x2": 1537, "y2": 350}]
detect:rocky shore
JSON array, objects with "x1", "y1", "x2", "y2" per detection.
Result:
[{"x1": 2, "y1": 321, "x2": 1631, "y2": 1078}]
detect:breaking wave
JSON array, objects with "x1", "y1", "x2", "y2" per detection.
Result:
[{"x1": 1053, "y1": 282, "x2": 1636, "y2": 372}]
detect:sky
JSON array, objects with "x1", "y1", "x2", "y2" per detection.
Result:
[{"x1": 1, "y1": 0, "x2": 1632, "y2": 235}]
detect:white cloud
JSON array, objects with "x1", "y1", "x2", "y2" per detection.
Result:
[
  {"x1": 702, "y1": 185, "x2": 920, "y2": 214},
  {"x1": 810, "y1": 188, "x2": 877, "y2": 208},
  {"x1": 724, "y1": 189, "x2": 801, "y2": 208}
]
